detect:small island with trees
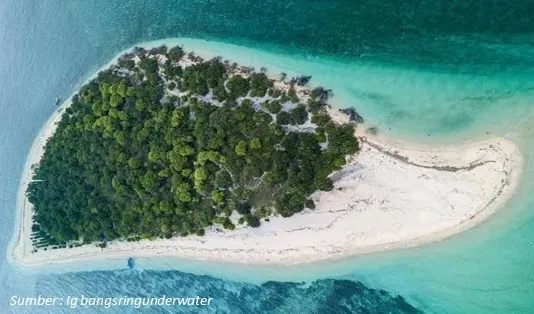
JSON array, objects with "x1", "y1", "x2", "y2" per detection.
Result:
[
  {"x1": 26, "y1": 45, "x2": 359, "y2": 251},
  {"x1": 10, "y1": 40, "x2": 519, "y2": 267}
]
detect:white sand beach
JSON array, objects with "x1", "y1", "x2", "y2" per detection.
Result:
[
  {"x1": 9, "y1": 107, "x2": 523, "y2": 267},
  {"x1": 8, "y1": 41, "x2": 524, "y2": 267}
]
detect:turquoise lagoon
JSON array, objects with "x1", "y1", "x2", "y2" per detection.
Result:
[{"x1": 1, "y1": 1, "x2": 534, "y2": 313}]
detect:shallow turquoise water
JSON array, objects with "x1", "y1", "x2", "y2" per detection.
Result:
[{"x1": 1, "y1": 1, "x2": 534, "y2": 313}]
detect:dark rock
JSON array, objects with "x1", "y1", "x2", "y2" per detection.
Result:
[
  {"x1": 311, "y1": 87, "x2": 332, "y2": 104},
  {"x1": 339, "y1": 108, "x2": 364, "y2": 123},
  {"x1": 187, "y1": 52, "x2": 203, "y2": 63},
  {"x1": 239, "y1": 66, "x2": 254, "y2": 74},
  {"x1": 289, "y1": 75, "x2": 312, "y2": 86},
  {"x1": 366, "y1": 127, "x2": 378, "y2": 135},
  {"x1": 148, "y1": 45, "x2": 168, "y2": 55},
  {"x1": 132, "y1": 46, "x2": 147, "y2": 57},
  {"x1": 120, "y1": 52, "x2": 136, "y2": 60}
]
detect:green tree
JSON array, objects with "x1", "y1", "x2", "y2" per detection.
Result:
[
  {"x1": 226, "y1": 75, "x2": 250, "y2": 98},
  {"x1": 26, "y1": 46, "x2": 359, "y2": 246},
  {"x1": 235, "y1": 140, "x2": 247, "y2": 156},
  {"x1": 249, "y1": 138, "x2": 261, "y2": 150}
]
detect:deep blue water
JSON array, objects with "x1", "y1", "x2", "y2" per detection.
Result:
[{"x1": 1, "y1": 1, "x2": 534, "y2": 313}]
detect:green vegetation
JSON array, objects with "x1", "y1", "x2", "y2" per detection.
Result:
[
  {"x1": 226, "y1": 75, "x2": 250, "y2": 99},
  {"x1": 27, "y1": 46, "x2": 359, "y2": 245},
  {"x1": 263, "y1": 100, "x2": 281, "y2": 114},
  {"x1": 249, "y1": 73, "x2": 272, "y2": 97}
]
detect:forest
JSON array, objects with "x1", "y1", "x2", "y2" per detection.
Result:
[{"x1": 27, "y1": 45, "x2": 359, "y2": 245}]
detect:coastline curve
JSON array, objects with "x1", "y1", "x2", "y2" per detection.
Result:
[{"x1": 7, "y1": 38, "x2": 524, "y2": 268}]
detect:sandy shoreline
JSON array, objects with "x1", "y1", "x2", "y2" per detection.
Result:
[{"x1": 8, "y1": 40, "x2": 524, "y2": 268}]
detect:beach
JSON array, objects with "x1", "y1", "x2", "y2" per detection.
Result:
[{"x1": 8, "y1": 41, "x2": 524, "y2": 267}]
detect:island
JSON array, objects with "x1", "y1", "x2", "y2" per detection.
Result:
[{"x1": 9, "y1": 43, "x2": 523, "y2": 266}]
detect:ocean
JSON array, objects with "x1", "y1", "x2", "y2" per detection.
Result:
[{"x1": 1, "y1": 1, "x2": 533, "y2": 313}]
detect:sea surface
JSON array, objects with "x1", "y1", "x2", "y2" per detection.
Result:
[{"x1": 1, "y1": 1, "x2": 534, "y2": 313}]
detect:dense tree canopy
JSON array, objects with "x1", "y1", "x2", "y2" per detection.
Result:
[{"x1": 27, "y1": 46, "x2": 359, "y2": 245}]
